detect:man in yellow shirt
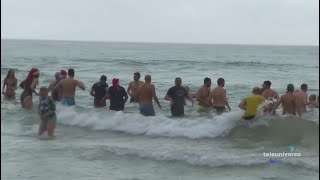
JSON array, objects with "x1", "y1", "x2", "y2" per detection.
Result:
[{"x1": 238, "y1": 87, "x2": 266, "y2": 120}]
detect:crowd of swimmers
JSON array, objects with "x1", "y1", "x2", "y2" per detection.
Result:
[{"x1": 2, "y1": 68, "x2": 320, "y2": 138}]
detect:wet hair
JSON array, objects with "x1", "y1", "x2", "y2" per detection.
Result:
[
  {"x1": 24, "y1": 68, "x2": 39, "y2": 89},
  {"x1": 175, "y1": 77, "x2": 182, "y2": 81},
  {"x1": 100, "y1": 75, "x2": 107, "y2": 81},
  {"x1": 309, "y1": 94, "x2": 316, "y2": 101},
  {"x1": 204, "y1": 77, "x2": 211, "y2": 84},
  {"x1": 5, "y1": 69, "x2": 15, "y2": 81},
  {"x1": 217, "y1": 78, "x2": 225, "y2": 85},
  {"x1": 287, "y1": 84, "x2": 294, "y2": 92},
  {"x1": 68, "y1": 69, "x2": 75, "y2": 76},
  {"x1": 301, "y1": 83, "x2": 308, "y2": 90},
  {"x1": 134, "y1": 72, "x2": 141, "y2": 78},
  {"x1": 263, "y1": 80, "x2": 271, "y2": 88}
]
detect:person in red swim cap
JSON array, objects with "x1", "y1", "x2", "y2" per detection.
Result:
[
  {"x1": 106, "y1": 78, "x2": 128, "y2": 111},
  {"x1": 20, "y1": 68, "x2": 40, "y2": 108}
]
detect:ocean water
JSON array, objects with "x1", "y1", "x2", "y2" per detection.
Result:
[{"x1": 1, "y1": 39, "x2": 319, "y2": 180}]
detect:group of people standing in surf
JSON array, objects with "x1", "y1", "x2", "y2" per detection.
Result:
[{"x1": 2, "y1": 68, "x2": 319, "y2": 138}]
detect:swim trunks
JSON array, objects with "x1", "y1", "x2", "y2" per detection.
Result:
[
  {"x1": 139, "y1": 103, "x2": 155, "y2": 116},
  {"x1": 61, "y1": 97, "x2": 76, "y2": 106},
  {"x1": 41, "y1": 113, "x2": 57, "y2": 123},
  {"x1": 197, "y1": 105, "x2": 210, "y2": 112},
  {"x1": 213, "y1": 106, "x2": 226, "y2": 114}
]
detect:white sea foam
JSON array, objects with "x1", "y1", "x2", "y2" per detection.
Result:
[{"x1": 56, "y1": 104, "x2": 243, "y2": 139}]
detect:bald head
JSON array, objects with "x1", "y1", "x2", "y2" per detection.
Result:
[
  {"x1": 252, "y1": 87, "x2": 261, "y2": 95},
  {"x1": 145, "y1": 75, "x2": 151, "y2": 83}
]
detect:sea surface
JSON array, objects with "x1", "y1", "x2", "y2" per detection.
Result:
[{"x1": 1, "y1": 39, "x2": 319, "y2": 180}]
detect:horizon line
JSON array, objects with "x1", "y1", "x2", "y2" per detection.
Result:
[{"x1": 1, "y1": 37, "x2": 319, "y2": 47}]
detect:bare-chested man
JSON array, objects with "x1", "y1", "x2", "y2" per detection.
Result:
[
  {"x1": 127, "y1": 72, "x2": 144, "y2": 103},
  {"x1": 196, "y1": 77, "x2": 212, "y2": 112},
  {"x1": 271, "y1": 84, "x2": 300, "y2": 118},
  {"x1": 137, "y1": 75, "x2": 161, "y2": 116},
  {"x1": 54, "y1": 69, "x2": 85, "y2": 106},
  {"x1": 261, "y1": 80, "x2": 279, "y2": 112},
  {"x1": 295, "y1": 83, "x2": 308, "y2": 115},
  {"x1": 209, "y1": 78, "x2": 231, "y2": 114}
]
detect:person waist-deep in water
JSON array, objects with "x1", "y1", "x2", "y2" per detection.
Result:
[
  {"x1": 137, "y1": 75, "x2": 162, "y2": 116},
  {"x1": 165, "y1": 77, "x2": 193, "y2": 117},
  {"x1": 54, "y1": 68, "x2": 85, "y2": 106},
  {"x1": 107, "y1": 78, "x2": 128, "y2": 111},
  {"x1": 20, "y1": 68, "x2": 40, "y2": 108},
  {"x1": 2, "y1": 69, "x2": 18, "y2": 100},
  {"x1": 90, "y1": 75, "x2": 109, "y2": 108},
  {"x1": 238, "y1": 87, "x2": 266, "y2": 120}
]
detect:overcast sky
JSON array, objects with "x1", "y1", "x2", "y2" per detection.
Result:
[{"x1": 1, "y1": 0, "x2": 319, "y2": 45}]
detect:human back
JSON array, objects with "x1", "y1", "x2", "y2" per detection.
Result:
[
  {"x1": 243, "y1": 94, "x2": 265, "y2": 117},
  {"x1": 212, "y1": 86, "x2": 226, "y2": 107},
  {"x1": 281, "y1": 93, "x2": 297, "y2": 115},
  {"x1": 295, "y1": 83, "x2": 308, "y2": 113},
  {"x1": 139, "y1": 82, "x2": 155, "y2": 104},
  {"x1": 61, "y1": 77, "x2": 78, "y2": 97},
  {"x1": 271, "y1": 84, "x2": 298, "y2": 117}
]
